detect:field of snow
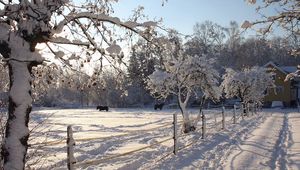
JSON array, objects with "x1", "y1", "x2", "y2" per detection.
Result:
[{"x1": 26, "y1": 107, "x2": 300, "y2": 169}]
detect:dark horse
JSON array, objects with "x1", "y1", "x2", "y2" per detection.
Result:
[
  {"x1": 97, "y1": 106, "x2": 109, "y2": 111},
  {"x1": 154, "y1": 103, "x2": 164, "y2": 110}
]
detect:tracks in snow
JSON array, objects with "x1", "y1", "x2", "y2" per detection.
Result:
[{"x1": 221, "y1": 112, "x2": 293, "y2": 170}]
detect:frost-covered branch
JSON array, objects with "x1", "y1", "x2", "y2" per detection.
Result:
[
  {"x1": 244, "y1": 0, "x2": 299, "y2": 55},
  {"x1": 72, "y1": 18, "x2": 124, "y2": 72},
  {"x1": 147, "y1": 51, "x2": 220, "y2": 133},
  {"x1": 45, "y1": 36, "x2": 90, "y2": 47},
  {"x1": 2, "y1": 57, "x2": 47, "y2": 63},
  {"x1": 0, "y1": 0, "x2": 6, "y2": 6},
  {"x1": 54, "y1": 12, "x2": 157, "y2": 42},
  {"x1": 0, "y1": 0, "x2": 163, "y2": 168},
  {"x1": 285, "y1": 65, "x2": 300, "y2": 81}
]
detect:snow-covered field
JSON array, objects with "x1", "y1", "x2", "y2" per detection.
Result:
[{"x1": 27, "y1": 107, "x2": 300, "y2": 170}]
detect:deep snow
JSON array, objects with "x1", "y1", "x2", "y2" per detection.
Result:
[{"x1": 26, "y1": 107, "x2": 300, "y2": 169}]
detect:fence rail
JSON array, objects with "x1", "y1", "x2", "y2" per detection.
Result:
[
  {"x1": 28, "y1": 104, "x2": 260, "y2": 169},
  {"x1": 74, "y1": 136, "x2": 174, "y2": 168}
]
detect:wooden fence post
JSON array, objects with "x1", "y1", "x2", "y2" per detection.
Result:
[
  {"x1": 250, "y1": 103, "x2": 253, "y2": 116},
  {"x1": 242, "y1": 104, "x2": 245, "y2": 120},
  {"x1": 222, "y1": 106, "x2": 225, "y2": 130},
  {"x1": 202, "y1": 114, "x2": 206, "y2": 139},
  {"x1": 214, "y1": 113, "x2": 217, "y2": 124},
  {"x1": 247, "y1": 103, "x2": 250, "y2": 117},
  {"x1": 67, "y1": 125, "x2": 76, "y2": 170},
  {"x1": 173, "y1": 113, "x2": 178, "y2": 155},
  {"x1": 233, "y1": 105, "x2": 236, "y2": 124}
]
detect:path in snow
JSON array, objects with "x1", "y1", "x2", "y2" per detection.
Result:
[
  {"x1": 287, "y1": 112, "x2": 300, "y2": 169},
  {"x1": 223, "y1": 112, "x2": 284, "y2": 169},
  {"x1": 223, "y1": 111, "x2": 300, "y2": 170}
]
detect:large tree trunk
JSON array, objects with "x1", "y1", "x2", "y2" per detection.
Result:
[
  {"x1": 1, "y1": 60, "x2": 34, "y2": 169},
  {"x1": 177, "y1": 91, "x2": 195, "y2": 133}
]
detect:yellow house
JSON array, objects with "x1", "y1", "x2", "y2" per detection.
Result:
[{"x1": 264, "y1": 61, "x2": 299, "y2": 107}]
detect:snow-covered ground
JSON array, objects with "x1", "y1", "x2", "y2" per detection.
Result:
[{"x1": 26, "y1": 107, "x2": 300, "y2": 169}]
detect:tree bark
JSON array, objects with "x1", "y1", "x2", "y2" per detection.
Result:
[
  {"x1": 177, "y1": 91, "x2": 195, "y2": 133},
  {"x1": 1, "y1": 60, "x2": 34, "y2": 169}
]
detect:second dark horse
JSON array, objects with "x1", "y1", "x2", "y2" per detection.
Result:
[
  {"x1": 154, "y1": 103, "x2": 164, "y2": 110},
  {"x1": 97, "y1": 106, "x2": 109, "y2": 111}
]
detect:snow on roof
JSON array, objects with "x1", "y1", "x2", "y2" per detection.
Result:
[
  {"x1": 264, "y1": 61, "x2": 287, "y2": 74},
  {"x1": 264, "y1": 61, "x2": 298, "y2": 75},
  {"x1": 280, "y1": 66, "x2": 297, "y2": 73}
]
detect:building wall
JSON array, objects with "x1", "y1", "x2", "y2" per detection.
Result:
[{"x1": 264, "y1": 65, "x2": 292, "y2": 107}]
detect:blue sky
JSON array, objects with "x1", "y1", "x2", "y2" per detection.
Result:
[{"x1": 113, "y1": 0, "x2": 277, "y2": 36}]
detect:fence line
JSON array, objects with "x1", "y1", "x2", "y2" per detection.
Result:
[
  {"x1": 29, "y1": 122, "x2": 174, "y2": 146},
  {"x1": 74, "y1": 137, "x2": 174, "y2": 168},
  {"x1": 30, "y1": 138, "x2": 66, "y2": 147},
  {"x1": 29, "y1": 111, "x2": 210, "y2": 147},
  {"x1": 35, "y1": 113, "x2": 195, "y2": 145},
  {"x1": 74, "y1": 113, "x2": 209, "y2": 168},
  {"x1": 75, "y1": 123, "x2": 173, "y2": 143},
  {"x1": 28, "y1": 104, "x2": 260, "y2": 169},
  {"x1": 74, "y1": 110, "x2": 224, "y2": 168}
]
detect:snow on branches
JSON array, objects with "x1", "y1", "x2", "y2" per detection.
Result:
[
  {"x1": 0, "y1": 0, "x2": 161, "y2": 169},
  {"x1": 147, "y1": 52, "x2": 220, "y2": 133},
  {"x1": 285, "y1": 65, "x2": 300, "y2": 81},
  {"x1": 221, "y1": 66, "x2": 275, "y2": 105},
  {"x1": 0, "y1": 0, "x2": 159, "y2": 67},
  {"x1": 147, "y1": 54, "x2": 221, "y2": 102}
]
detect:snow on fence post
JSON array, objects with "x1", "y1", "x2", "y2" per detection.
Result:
[
  {"x1": 222, "y1": 106, "x2": 225, "y2": 130},
  {"x1": 201, "y1": 114, "x2": 206, "y2": 139},
  {"x1": 67, "y1": 125, "x2": 76, "y2": 170},
  {"x1": 233, "y1": 105, "x2": 237, "y2": 124},
  {"x1": 173, "y1": 113, "x2": 178, "y2": 155}
]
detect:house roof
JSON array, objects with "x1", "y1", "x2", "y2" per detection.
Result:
[
  {"x1": 264, "y1": 61, "x2": 288, "y2": 74},
  {"x1": 281, "y1": 66, "x2": 297, "y2": 73},
  {"x1": 264, "y1": 61, "x2": 298, "y2": 75}
]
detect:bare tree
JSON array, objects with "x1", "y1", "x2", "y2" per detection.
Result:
[
  {"x1": 243, "y1": 0, "x2": 299, "y2": 56},
  {"x1": 187, "y1": 21, "x2": 225, "y2": 56}
]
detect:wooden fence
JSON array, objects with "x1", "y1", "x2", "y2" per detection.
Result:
[{"x1": 29, "y1": 104, "x2": 260, "y2": 169}]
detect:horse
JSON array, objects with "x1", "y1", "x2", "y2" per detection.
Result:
[
  {"x1": 97, "y1": 106, "x2": 109, "y2": 111},
  {"x1": 154, "y1": 103, "x2": 164, "y2": 110}
]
